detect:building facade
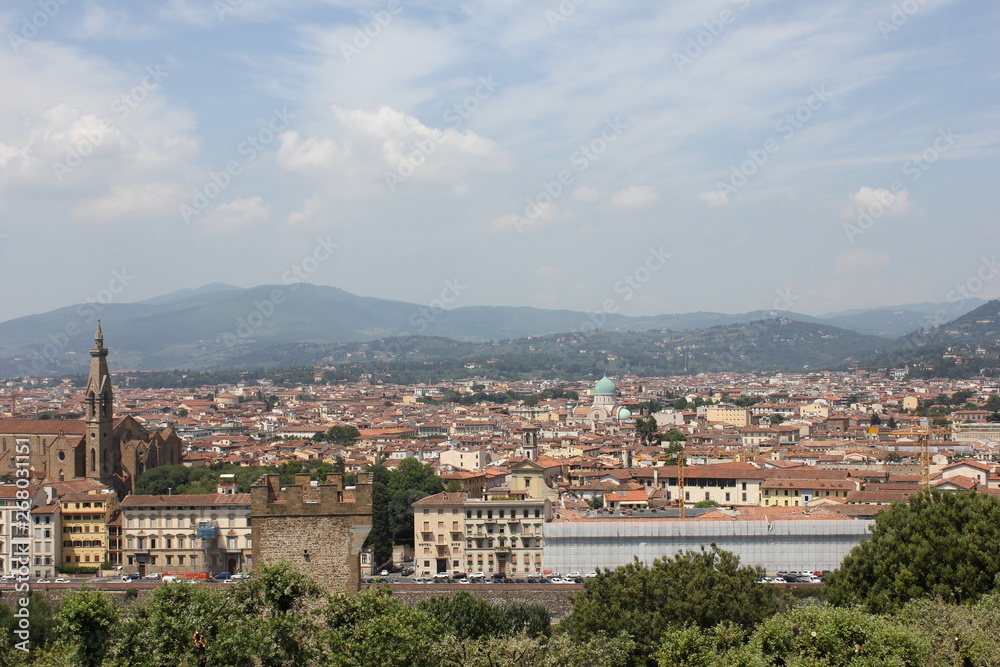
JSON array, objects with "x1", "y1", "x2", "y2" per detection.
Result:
[
  {"x1": 120, "y1": 492, "x2": 253, "y2": 576},
  {"x1": 413, "y1": 491, "x2": 551, "y2": 578},
  {"x1": 60, "y1": 490, "x2": 119, "y2": 568}
]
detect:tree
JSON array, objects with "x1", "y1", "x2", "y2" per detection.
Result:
[
  {"x1": 887, "y1": 416, "x2": 897, "y2": 429},
  {"x1": 318, "y1": 587, "x2": 448, "y2": 667},
  {"x1": 693, "y1": 499, "x2": 720, "y2": 508},
  {"x1": 635, "y1": 416, "x2": 661, "y2": 447},
  {"x1": 870, "y1": 412, "x2": 881, "y2": 426},
  {"x1": 986, "y1": 393, "x2": 1000, "y2": 413},
  {"x1": 419, "y1": 591, "x2": 508, "y2": 640},
  {"x1": 559, "y1": 546, "x2": 779, "y2": 665},
  {"x1": 723, "y1": 605, "x2": 928, "y2": 667},
  {"x1": 53, "y1": 590, "x2": 119, "y2": 667},
  {"x1": 823, "y1": 490, "x2": 1000, "y2": 613}
]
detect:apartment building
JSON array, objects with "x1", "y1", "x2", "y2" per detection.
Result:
[
  {"x1": 413, "y1": 491, "x2": 551, "y2": 578},
  {"x1": 0, "y1": 485, "x2": 49, "y2": 576},
  {"x1": 60, "y1": 490, "x2": 119, "y2": 568},
  {"x1": 120, "y1": 492, "x2": 253, "y2": 576}
]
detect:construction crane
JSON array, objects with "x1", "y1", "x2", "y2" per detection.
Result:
[{"x1": 881, "y1": 420, "x2": 951, "y2": 490}]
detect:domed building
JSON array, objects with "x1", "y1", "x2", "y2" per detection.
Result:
[{"x1": 569, "y1": 376, "x2": 630, "y2": 429}]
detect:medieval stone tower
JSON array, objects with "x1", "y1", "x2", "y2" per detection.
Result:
[{"x1": 251, "y1": 472, "x2": 373, "y2": 593}]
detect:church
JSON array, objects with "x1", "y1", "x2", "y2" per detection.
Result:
[{"x1": 0, "y1": 323, "x2": 182, "y2": 497}]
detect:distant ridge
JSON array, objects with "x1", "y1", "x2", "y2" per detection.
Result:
[{"x1": 0, "y1": 284, "x2": 985, "y2": 377}]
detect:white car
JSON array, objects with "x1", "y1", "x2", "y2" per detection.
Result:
[
  {"x1": 54, "y1": 577, "x2": 71, "y2": 584},
  {"x1": 585, "y1": 571, "x2": 598, "y2": 578},
  {"x1": 567, "y1": 572, "x2": 582, "y2": 578},
  {"x1": 469, "y1": 571, "x2": 486, "y2": 579}
]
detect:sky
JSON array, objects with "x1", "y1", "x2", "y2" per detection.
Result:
[{"x1": 0, "y1": 0, "x2": 998, "y2": 324}]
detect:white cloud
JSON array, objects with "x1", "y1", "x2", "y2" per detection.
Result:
[
  {"x1": 491, "y1": 202, "x2": 558, "y2": 233},
  {"x1": 285, "y1": 195, "x2": 337, "y2": 228},
  {"x1": 610, "y1": 185, "x2": 658, "y2": 208},
  {"x1": 277, "y1": 105, "x2": 509, "y2": 195},
  {"x1": 699, "y1": 190, "x2": 731, "y2": 207},
  {"x1": 203, "y1": 197, "x2": 272, "y2": 230},
  {"x1": 74, "y1": 182, "x2": 188, "y2": 221},
  {"x1": 79, "y1": 5, "x2": 160, "y2": 40},
  {"x1": 844, "y1": 186, "x2": 912, "y2": 218}
]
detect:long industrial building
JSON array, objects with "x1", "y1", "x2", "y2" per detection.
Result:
[{"x1": 543, "y1": 506, "x2": 873, "y2": 575}]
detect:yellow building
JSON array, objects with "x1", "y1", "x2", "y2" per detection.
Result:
[
  {"x1": 60, "y1": 490, "x2": 119, "y2": 567},
  {"x1": 760, "y1": 479, "x2": 854, "y2": 507}
]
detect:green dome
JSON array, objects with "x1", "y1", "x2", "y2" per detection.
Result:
[
  {"x1": 617, "y1": 407, "x2": 632, "y2": 420},
  {"x1": 594, "y1": 376, "x2": 616, "y2": 395}
]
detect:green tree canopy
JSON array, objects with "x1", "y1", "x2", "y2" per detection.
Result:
[
  {"x1": 559, "y1": 546, "x2": 779, "y2": 665},
  {"x1": 823, "y1": 490, "x2": 1000, "y2": 614},
  {"x1": 634, "y1": 415, "x2": 661, "y2": 447}
]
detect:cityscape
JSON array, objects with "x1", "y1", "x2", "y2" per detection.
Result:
[{"x1": 1, "y1": 0, "x2": 999, "y2": 664}]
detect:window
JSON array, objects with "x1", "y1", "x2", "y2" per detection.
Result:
[
  {"x1": 725, "y1": 492, "x2": 731, "y2": 502},
  {"x1": 178, "y1": 556, "x2": 185, "y2": 565},
  {"x1": 705, "y1": 492, "x2": 710, "y2": 500}
]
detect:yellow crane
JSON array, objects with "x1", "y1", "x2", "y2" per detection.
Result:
[{"x1": 882, "y1": 421, "x2": 951, "y2": 490}]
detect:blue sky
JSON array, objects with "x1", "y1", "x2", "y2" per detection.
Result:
[{"x1": 1, "y1": 0, "x2": 997, "y2": 323}]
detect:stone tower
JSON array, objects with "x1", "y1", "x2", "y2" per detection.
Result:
[
  {"x1": 251, "y1": 472, "x2": 373, "y2": 593},
  {"x1": 83, "y1": 321, "x2": 114, "y2": 484}
]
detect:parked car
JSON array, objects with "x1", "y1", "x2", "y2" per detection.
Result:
[
  {"x1": 144, "y1": 573, "x2": 161, "y2": 580},
  {"x1": 0, "y1": 574, "x2": 15, "y2": 583},
  {"x1": 585, "y1": 571, "x2": 598, "y2": 578},
  {"x1": 214, "y1": 572, "x2": 232, "y2": 580},
  {"x1": 122, "y1": 573, "x2": 141, "y2": 581},
  {"x1": 54, "y1": 577, "x2": 71, "y2": 583},
  {"x1": 161, "y1": 575, "x2": 182, "y2": 583},
  {"x1": 567, "y1": 571, "x2": 582, "y2": 578}
]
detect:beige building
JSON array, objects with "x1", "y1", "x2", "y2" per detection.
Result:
[
  {"x1": 60, "y1": 490, "x2": 119, "y2": 568},
  {"x1": 704, "y1": 405, "x2": 751, "y2": 427},
  {"x1": 413, "y1": 491, "x2": 551, "y2": 578},
  {"x1": 120, "y1": 491, "x2": 252, "y2": 576},
  {"x1": 760, "y1": 478, "x2": 855, "y2": 507}
]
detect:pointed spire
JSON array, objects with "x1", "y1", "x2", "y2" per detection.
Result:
[{"x1": 95, "y1": 320, "x2": 104, "y2": 347}]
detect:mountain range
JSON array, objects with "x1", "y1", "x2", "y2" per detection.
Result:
[{"x1": 0, "y1": 283, "x2": 990, "y2": 378}]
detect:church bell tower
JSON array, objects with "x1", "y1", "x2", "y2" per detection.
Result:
[{"x1": 84, "y1": 321, "x2": 114, "y2": 483}]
